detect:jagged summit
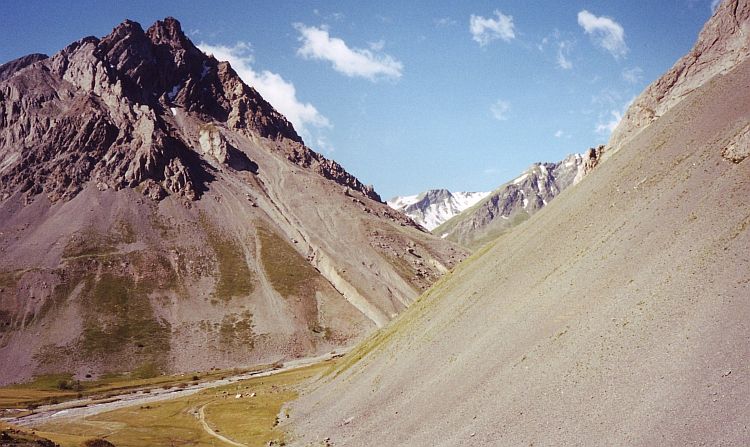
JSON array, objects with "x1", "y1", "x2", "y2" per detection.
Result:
[{"x1": 0, "y1": 17, "x2": 381, "y2": 203}]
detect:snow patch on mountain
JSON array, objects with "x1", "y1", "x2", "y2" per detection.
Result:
[{"x1": 388, "y1": 189, "x2": 490, "y2": 230}]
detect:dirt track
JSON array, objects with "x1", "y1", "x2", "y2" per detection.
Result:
[{"x1": 2, "y1": 351, "x2": 343, "y2": 427}]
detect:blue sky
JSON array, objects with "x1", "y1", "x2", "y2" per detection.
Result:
[{"x1": 0, "y1": 1, "x2": 720, "y2": 198}]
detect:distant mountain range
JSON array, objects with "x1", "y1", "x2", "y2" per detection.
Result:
[
  {"x1": 387, "y1": 190, "x2": 489, "y2": 230},
  {"x1": 390, "y1": 148, "x2": 603, "y2": 248}
]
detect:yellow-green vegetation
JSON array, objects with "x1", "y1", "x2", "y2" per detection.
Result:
[
  {"x1": 257, "y1": 225, "x2": 326, "y2": 333},
  {"x1": 80, "y1": 272, "x2": 170, "y2": 360},
  {"x1": 32, "y1": 223, "x2": 180, "y2": 378},
  {"x1": 0, "y1": 365, "x2": 268, "y2": 409},
  {"x1": 0, "y1": 422, "x2": 61, "y2": 446},
  {"x1": 31, "y1": 361, "x2": 334, "y2": 447},
  {"x1": 459, "y1": 211, "x2": 530, "y2": 250},
  {"x1": 219, "y1": 311, "x2": 256, "y2": 349},
  {"x1": 62, "y1": 220, "x2": 136, "y2": 259},
  {"x1": 257, "y1": 226, "x2": 318, "y2": 299},
  {"x1": 200, "y1": 215, "x2": 255, "y2": 301}
]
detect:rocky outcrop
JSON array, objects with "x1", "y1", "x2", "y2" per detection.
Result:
[
  {"x1": 722, "y1": 123, "x2": 750, "y2": 162},
  {"x1": 0, "y1": 17, "x2": 380, "y2": 204},
  {"x1": 610, "y1": 0, "x2": 750, "y2": 150},
  {"x1": 573, "y1": 145, "x2": 605, "y2": 184}
]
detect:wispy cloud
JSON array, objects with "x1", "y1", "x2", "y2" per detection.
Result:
[
  {"x1": 490, "y1": 99, "x2": 511, "y2": 121},
  {"x1": 622, "y1": 66, "x2": 644, "y2": 84},
  {"x1": 313, "y1": 9, "x2": 345, "y2": 22},
  {"x1": 596, "y1": 110, "x2": 623, "y2": 135},
  {"x1": 711, "y1": 0, "x2": 723, "y2": 12},
  {"x1": 294, "y1": 24, "x2": 403, "y2": 81},
  {"x1": 554, "y1": 130, "x2": 566, "y2": 138},
  {"x1": 557, "y1": 41, "x2": 573, "y2": 69},
  {"x1": 198, "y1": 42, "x2": 330, "y2": 135},
  {"x1": 577, "y1": 10, "x2": 628, "y2": 59},
  {"x1": 539, "y1": 30, "x2": 575, "y2": 70},
  {"x1": 595, "y1": 98, "x2": 634, "y2": 136},
  {"x1": 434, "y1": 17, "x2": 457, "y2": 27},
  {"x1": 368, "y1": 40, "x2": 385, "y2": 51},
  {"x1": 469, "y1": 11, "x2": 516, "y2": 46}
]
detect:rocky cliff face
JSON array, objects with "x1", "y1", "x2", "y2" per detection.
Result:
[
  {"x1": 610, "y1": 0, "x2": 750, "y2": 151},
  {"x1": 387, "y1": 189, "x2": 489, "y2": 231},
  {"x1": 434, "y1": 149, "x2": 602, "y2": 248},
  {"x1": 0, "y1": 18, "x2": 464, "y2": 385}
]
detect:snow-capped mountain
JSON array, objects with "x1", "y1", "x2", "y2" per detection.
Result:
[{"x1": 388, "y1": 189, "x2": 490, "y2": 230}]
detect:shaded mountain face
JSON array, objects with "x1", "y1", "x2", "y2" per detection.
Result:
[
  {"x1": 284, "y1": 3, "x2": 750, "y2": 446},
  {"x1": 0, "y1": 18, "x2": 466, "y2": 385},
  {"x1": 387, "y1": 189, "x2": 489, "y2": 231},
  {"x1": 434, "y1": 148, "x2": 602, "y2": 248}
]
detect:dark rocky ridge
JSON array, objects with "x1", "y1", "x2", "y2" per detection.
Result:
[
  {"x1": 0, "y1": 17, "x2": 381, "y2": 203},
  {"x1": 0, "y1": 53, "x2": 48, "y2": 82}
]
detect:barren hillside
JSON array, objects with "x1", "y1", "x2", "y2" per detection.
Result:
[{"x1": 285, "y1": 2, "x2": 750, "y2": 445}]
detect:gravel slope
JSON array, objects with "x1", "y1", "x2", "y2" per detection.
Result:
[{"x1": 283, "y1": 40, "x2": 750, "y2": 447}]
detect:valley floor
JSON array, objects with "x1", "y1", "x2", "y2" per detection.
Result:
[{"x1": 1, "y1": 353, "x2": 342, "y2": 447}]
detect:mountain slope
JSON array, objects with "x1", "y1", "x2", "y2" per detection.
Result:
[
  {"x1": 0, "y1": 18, "x2": 465, "y2": 385},
  {"x1": 434, "y1": 150, "x2": 601, "y2": 248},
  {"x1": 284, "y1": 3, "x2": 750, "y2": 445},
  {"x1": 387, "y1": 189, "x2": 489, "y2": 231}
]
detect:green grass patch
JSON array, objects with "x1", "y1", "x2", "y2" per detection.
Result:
[
  {"x1": 33, "y1": 360, "x2": 336, "y2": 447},
  {"x1": 219, "y1": 311, "x2": 255, "y2": 349},
  {"x1": 200, "y1": 216, "x2": 255, "y2": 301},
  {"x1": 257, "y1": 226, "x2": 318, "y2": 299}
]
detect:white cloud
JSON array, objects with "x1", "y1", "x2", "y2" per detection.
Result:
[
  {"x1": 577, "y1": 10, "x2": 628, "y2": 59},
  {"x1": 294, "y1": 24, "x2": 403, "y2": 81},
  {"x1": 557, "y1": 41, "x2": 573, "y2": 69},
  {"x1": 622, "y1": 66, "x2": 644, "y2": 84},
  {"x1": 711, "y1": 0, "x2": 723, "y2": 12},
  {"x1": 198, "y1": 42, "x2": 330, "y2": 135},
  {"x1": 469, "y1": 11, "x2": 516, "y2": 46},
  {"x1": 554, "y1": 130, "x2": 565, "y2": 138},
  {"x1": 490, "y1": 99, "x2": 511, "y2": 121},
  {"x1": 315, "y1": 136, "x2": 335, "y2": 154}
]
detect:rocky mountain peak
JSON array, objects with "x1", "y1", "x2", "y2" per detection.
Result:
[
  {"x1": 0, "y1": 17, "x2": 382, "y2": 203},
  {"x1": 419, "y1": 189, "x2": 452, "y2": 203}
]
